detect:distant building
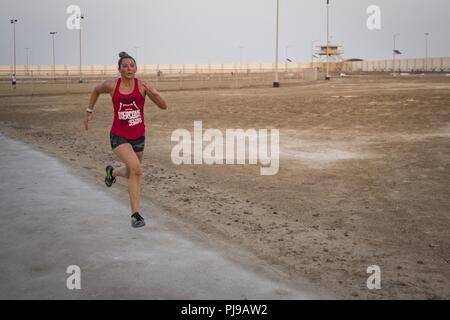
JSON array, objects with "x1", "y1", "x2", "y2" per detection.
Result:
[{"x1": 315, "y1": 44, "x2": 346, "y2": 73}]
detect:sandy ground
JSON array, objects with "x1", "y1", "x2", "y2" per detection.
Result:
[{"x1": 0, "y1": 74, "x2": 449, "y2": 299}]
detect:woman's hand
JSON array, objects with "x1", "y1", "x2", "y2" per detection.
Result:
[
  {"x1": 141, "y1": 80, "x2": 168, "y2": 110},
  {"x1": 84, "y1": 111, "x2": 93, "y2": 131},
  {"x1": 141, "y1": 80, "x2": 158, "y2": 96},
  {"x1": 84, "y1": 79, "x2": 113, "y2": 131}
]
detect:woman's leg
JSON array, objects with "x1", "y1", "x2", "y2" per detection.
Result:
[
  {"x1": 112, "y1": 151, "x2": 143, "y2": 179},
  {"x1": 113, "y1": 144, "x2": 143, "y2": 214}
]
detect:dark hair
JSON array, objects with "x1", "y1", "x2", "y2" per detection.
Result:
[{"x1": 118, "y1": 51, "x2": 137, "y2": 68}]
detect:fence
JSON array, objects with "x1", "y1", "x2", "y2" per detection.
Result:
[
  {"x1": 346, "y1": 57, "x2": 450, "y2": 73},
  {"x1": 0, "y1": 62, "x2": 317, "y2": 77},
  {"x1": 1, "y1": 56, "x2": 448, "y2": 85},
  {"x1": 0, "y1": 63, "x2": 320, "y2": 91}
]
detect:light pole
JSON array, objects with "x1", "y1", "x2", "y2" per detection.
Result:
[
  {"x1": 25, "y1": 47, "x2": 30, "y2": 75},
  {"x1": 79, "y1": 13, "x2": 84, "y2": 83},
  {"x1": 273, "y1": 0, "x2": 280, "y2": 87},
  {"x1": 311, "y1": 40, "x2": 320, "y2": 68},
  {"x1": 239, "y1": 46, "x2": 244, "y2": 73},
  {"x1": 285, "y1": 45, "x2": 292, "y2": 61},
  {"x1": 393, "y1": 33, "x2": 400, "y2": 73},
  {"x1": 424, "y1": 32, "x2": 429, "y2": 72},
  {"x1": 325, "y1": 0, "x2": 331, "y2": 80},
  {"x1": 50, "y1": 32, "x2": 57, "y2": 80},
  {"x1": 285, "y1": 44, "x2": 292, "y2": 71},
  {"x1": 10, "y1": 19, "x2": 18, "y2": 76}
]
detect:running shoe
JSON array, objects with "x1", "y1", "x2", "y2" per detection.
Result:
[
  {"x1": 105, "y1": 165, "x2": 116, "y2": 187},
  {"x1": 131, "y1": 212, "x2": 146, "y2": 228}
]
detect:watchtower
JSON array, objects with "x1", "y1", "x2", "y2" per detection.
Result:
[{"x1": 316, "y1": 45, "x2": 345, "y2": 73}]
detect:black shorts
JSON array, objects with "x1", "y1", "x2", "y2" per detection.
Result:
[{"x1": 110, "y1": 133, "x2": 145, "y2": 152}]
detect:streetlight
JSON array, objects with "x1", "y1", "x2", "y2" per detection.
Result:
[
  {"x1": 78, "y1": 13, "x2": 84, "y2": 83},
  {"x1": 239, "y1": 46, "x2": 245, "y2": 73},
  {"x1": 50, "y1": 32, "x2": 57, "y2": 80},
  {"x1": 311, "y1": 40, "x2": 320, "y2": 68},
  {"x1": 25, "y1": 47, "x2": 30, "y2": 75},
  {"x1": 284, "y1": 44, "x2": 293, "y2": 72},
  {"x1": 285, "y1": 45, "x2": 292, "y2": 61},
  {"x1": 325, "y1": 0, "x2": 331, "y2": 80},
  {"x1": 10, "y1": 19, "x2": 18, "y2": 76},
  {"x1": 424, "y1": 32, "x2": 430, "y2": 72},
  {"x1": 393, "y1": 33, "x2": 400, "y2": 73},
  {"x1": 273, "y1": 0, "x2": 280, "y2": 87}
]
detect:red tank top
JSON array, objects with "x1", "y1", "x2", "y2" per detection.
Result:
[{"x1": 110, "y1": 78, "x2": 145, "y2": 140}]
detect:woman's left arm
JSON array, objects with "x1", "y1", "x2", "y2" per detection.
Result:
[{"x1": 141, "y1": 80, "x2": 168, "y2": 110}]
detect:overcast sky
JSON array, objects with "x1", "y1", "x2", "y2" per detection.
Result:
[{"x1": 1, "y1": 0, "x2": 449, "y2": 65}]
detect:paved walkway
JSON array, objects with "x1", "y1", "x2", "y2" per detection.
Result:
[{"x1": 0, "y1": 133, "x2": 320, "y2": 299}]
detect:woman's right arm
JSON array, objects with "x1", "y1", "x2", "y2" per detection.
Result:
[{"x1": 84, "y1": 80, "x2": 114, "y2": 131}]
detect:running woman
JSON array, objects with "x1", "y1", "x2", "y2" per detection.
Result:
[
  {"x1": 12, "y1": 74, "x2": 17, "y2": 89},
  {"x1": 84, "y1": 52, "x2": 168, "y2": 228}
]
